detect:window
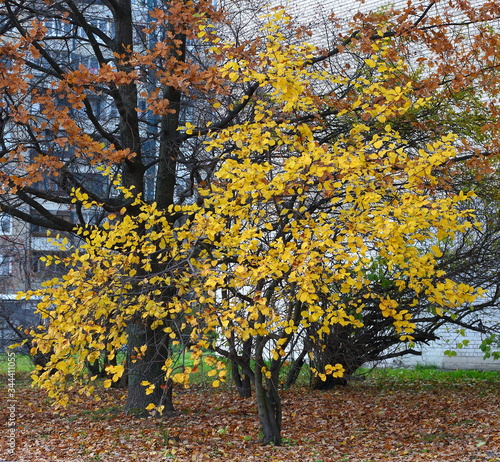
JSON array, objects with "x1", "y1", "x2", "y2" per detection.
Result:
[
  {"x1": 75, "y1": 172, "x2": 109, "y2": 198},
  {"x1": 0, "y1": 255, "x2": 13, "y2": 275},
  {"x1": 87, "y1": 94, "x2": 103, "y2": 118},
  {"x1": 45, "y1": 18, "x2": 63, "y2": 37},
  {"x1": 33, "y1": 177, "x2": 66, "y2": 195},
  {"x1": 0, "y1": 214, "x2": 12, "y2": 235},
  {"x1": 31, "y1": 251, "x2": 46, "y2": 273},
  {"x1": 45, "y1": 18, "x2": 72, "y2": 38},
  {"x1": 98, "y1": 19, "x2": 111, "y2": 35},
  {"x1": 30, "y1": 210, "x2": 73, "y2": 237},
  {"x1": 32, "y1": 251, "x2": 67, "y2": 274}
]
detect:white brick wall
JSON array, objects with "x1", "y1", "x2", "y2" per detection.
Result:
[{"x1": 382, "y1": 318, "x2": 500, "y2": 371}]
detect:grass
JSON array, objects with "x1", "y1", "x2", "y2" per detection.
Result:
[
  {"x1": 2, "y1": 353, "x2": 500, "y2": 390},
  {"x1": 0, "y1": 352, "x2": 35, "y2": 373},
  {"x1": 363, "y1": 366, "x2": 500, "y2": 389}
]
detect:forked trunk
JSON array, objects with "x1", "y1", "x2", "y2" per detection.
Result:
[
  {"x1": 255, "y1": 360, "x2": 282, "y2": 445},
  {"x1": 231, "y1": 338, "x2": 253, "y2": 398},
  {"x1": 232, "y1": 361, "x2": 252, "y2": 398},
  {"x1": 284, "y1": 347, "x2": 308, "y2": 389}
]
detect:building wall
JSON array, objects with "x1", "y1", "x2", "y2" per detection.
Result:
[
  {"x1": 0, "y1": 214, "x2": 31, "y2": 294},
  {"x1": 382, "y1": 322, "x2": 500, "y2": 371},
  {"x1": 0, "y1": 211, "x2": 72, "y2": 353}
]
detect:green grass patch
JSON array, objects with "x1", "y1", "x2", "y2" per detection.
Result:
[
  {"x1": 0, "y1": 353, "x2": 35, "y2": 373},
  {"x1": 414, "y1": 363, "x2": 439, "y2": 370},
  {"x1": 3, "y1": 353, "x2": 500, "y2": 392},
  {"x1": 363, "y1": 367, "x2": 500, "y2": 389}
]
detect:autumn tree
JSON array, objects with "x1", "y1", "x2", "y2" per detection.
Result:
[
  {"x1": 173, "y1": 34, "x2": 485, "y2": 443},
  {"x1": 279, "y1": 0, "x2": 500, "y2": 388},
  {"x1": 0, "y1": 0, "x2": 234, "y2": 412},
  {"x1": 3, "y1": 0, "x2": 500, "y2": 443},
  {"x1": 0, "y1": 0, "x2": 322, "y2": 413},
  {"x1": 21, "y1": 2, "x2": 500, "y2": 445}
]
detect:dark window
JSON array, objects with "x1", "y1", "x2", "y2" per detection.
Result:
[
  {"x1": 31, "y1": 251, "x2": 68, "y2": 274},
  {"x1": 0, "y1": 214, "x2": 12, "y2": 235},
  {"x1": 30, "y1": 210, "x2": 73, "y2": 237},
  {"x1": 0, "y1": 255, "x2": 13, "y2": 275}
]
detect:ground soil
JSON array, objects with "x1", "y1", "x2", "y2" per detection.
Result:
[{"x1": 1, "y1": 375, "x2": 499, "y2": 461}]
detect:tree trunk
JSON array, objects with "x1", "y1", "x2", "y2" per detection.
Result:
[
  {"x1": 310, "y1": 325, "x2": 361, "y2": 390},
  {"x1": 231, "y1": 338, "x2": 253, "y2": 398},
  {"x1": 312, "y1": 353, "x2": 359, "y2": 390},
  {"x1": 255, "y1": 376, "x2": 282, "y2": 444},
  {"x1": 125, "y1": 318, "x2": 174, "y2": 414},
  {"x1": 312, "y1": 372, "x2": 349, "y2": 389},
  {"x1": 231, "y1": 360, "x2": 252, "y2": 398},
  {"x1": 254, "y1": 344, "x2": 282, "y2": 445},
  {"x1": 284, "y1": 347, "x2": 308, "y2": 389}
]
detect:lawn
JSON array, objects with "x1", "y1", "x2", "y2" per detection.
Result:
[{"x1": 1, "y1": 364, "x2": 499, "y2": 461}]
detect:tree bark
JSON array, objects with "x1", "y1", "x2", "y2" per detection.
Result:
[
  {"x1": 231, "y1": 360, "x2": 252, "y2": 398},
  {"x1": 126, "y1": 319, "x2": 175, "y2": 414},
  {"x1": 255, "y1": 373, "x2": 281, "y2": 444},
  {"x1": 254, "y1": 339, "x2": 282, "y2": 445},
  {"x1": 231, "y1": 337, "x2": 253, "y2": 398},
  {"x1": 284, "y1": 347, "x2": 308, "y2": 389}
]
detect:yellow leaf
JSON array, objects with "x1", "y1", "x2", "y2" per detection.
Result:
[{"x1": 431, "y1": 245, "x2": 443, "y2": 258}]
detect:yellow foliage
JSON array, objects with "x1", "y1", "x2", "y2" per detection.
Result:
[{"x1": 20, "y1": 12, "x2": 483, "y2": 411}]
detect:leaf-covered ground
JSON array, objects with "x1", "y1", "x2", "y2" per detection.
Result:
[{"x1": 1, "y1": 373, "x2": 500, "y2": 462}]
